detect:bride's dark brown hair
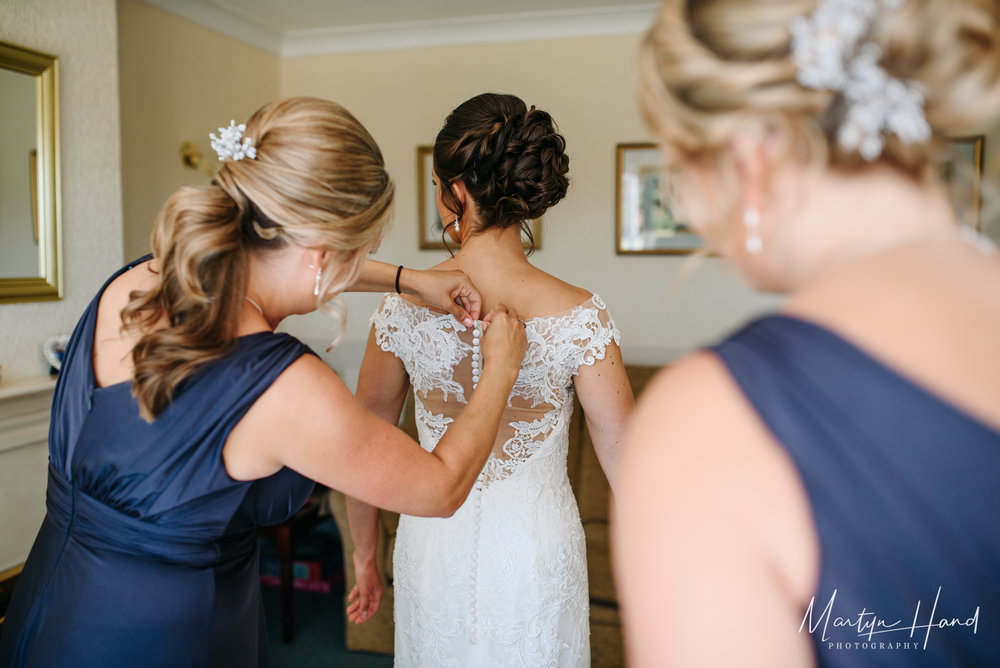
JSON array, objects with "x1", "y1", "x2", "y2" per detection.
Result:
[
  {"x1": 122, "y1": 96, "x2": 394, "y2": 420},
  {"x1": 433, "y1": 93, "x2": 570, "y2": 253}
]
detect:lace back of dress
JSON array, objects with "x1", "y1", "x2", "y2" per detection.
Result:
[{"x1": 373, "y1": 293, "x2": 620, "y2": 487}]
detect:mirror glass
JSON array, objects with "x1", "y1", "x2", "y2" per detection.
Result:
[{"x1": 0, "y1": 41, "x2": 61, "y2": 303}]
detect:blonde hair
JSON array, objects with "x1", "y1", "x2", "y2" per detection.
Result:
[
  {"x1": 123, "y1": 97, "x2": 394, "y2": 420},
  {"x1": 639, "y1": 0, "x2": 1000, "y2": 173}
]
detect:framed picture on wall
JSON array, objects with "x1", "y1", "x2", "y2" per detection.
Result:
[
  {"x1": 417, "y1": 146, "x2": 446, "y2": 250},
  {"x1": 939, "y1": 136, "x2": 985, "y2": 231},
  {"x1": 416, "y1": 145, "x2": 543, "y2": 251},
  {"x1": 615, "y1": 143, "x2": 702, "y2": 254}
]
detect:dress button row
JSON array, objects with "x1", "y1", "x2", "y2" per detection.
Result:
[{"x1": 471, "y1": 322, "x2": 482, "y2": 389}]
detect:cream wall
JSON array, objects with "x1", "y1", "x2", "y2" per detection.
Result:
[
  {"x1": 278, "y1": 36, "x2": 780, "y2": 384},
  {"x1": 115, "y1": 8, "x2": 1000, "y2": 390},
  {"x1": 118, "y1": 0, "x2": 280, "y2": 262},
  {"x1": 0, "y1": 0, "x2": 123, "y2": 380},
  {"x1": 0, "y1": 0, "x2": 122, "y2": 572}
]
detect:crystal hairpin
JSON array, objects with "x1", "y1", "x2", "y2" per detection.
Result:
[
  {"x1": 790, "y1": 0, "x2": 931, "y2": 161},
  {"x1": 210, "y1": 120, "x2": 257, "y2": 161}
]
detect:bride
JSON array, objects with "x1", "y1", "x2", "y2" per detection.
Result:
[{"x1": 346, "y1": 93, "x2": 634, "y2": 667}]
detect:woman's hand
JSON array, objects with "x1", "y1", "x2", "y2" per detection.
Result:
[
  {"x1": 403, "y1": 268, "x2": 482, "y2": 327},
  {"x1": 480, "y1": 304, "x2": 527, "y2": 385},
  {"x1": 346, "y1": 552, "x2": 384, "y2": 624}
]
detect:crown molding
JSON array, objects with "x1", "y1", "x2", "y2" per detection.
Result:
[
  {"x1": 281, "y1": 5, "x2": 658, "y2": 56},
  {"x1": 135, "y1": 1, "x2": 658, "y2": 57},
  {"x1": 137, "y1": 0, "x2": 285, "y2": 53}
]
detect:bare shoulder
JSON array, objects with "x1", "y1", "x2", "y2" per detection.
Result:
[
  {"x1": 224, "y1": 352, "x2": 353, "y2": 480},
  {"x1": 615, "y1": 350, "x2": 819, "y2": 665},
  {"x1": 232, "y1": 353, "x2": 349, "y2": 439},
  {"x1": 520, "y1": 269, "x2": 595, "y2": 317},
  {"x1": 628, "y1": 352, "x2": 743, "y2": 461},
  {"x1": 93, "y1": 260, "x2": 161, "y2": 386},
  {"x1": 262, "y1": 351, "x2": 347, "y2": 404},
  {"x1": 623, "y1": 351, "x2": 819, "y2": 602},
  {"x1": 97, "y1": 259, "x2": 159, "y2": 319}
]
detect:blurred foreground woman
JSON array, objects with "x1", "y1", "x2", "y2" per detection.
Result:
[{"x1": 614, "y1": 1, "x2": 1000, "y2": 666}]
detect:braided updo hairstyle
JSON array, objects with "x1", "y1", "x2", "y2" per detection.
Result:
[
  {"x1": 639, "y1": 0, "x2": 1000, "y2": 174},
  {"x1": 122, "y1": 96, "x2": 394, "y2": 420},
  {"x1": 433, "y1": 93, "x2": 570, "y2": 252}
]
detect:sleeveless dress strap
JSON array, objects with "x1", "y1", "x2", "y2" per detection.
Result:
[
  {"x1": 49, "y1": 255, "x2": 153, "y2": 475},
  {"x1": 712, "y1": 315, "x2": 1000, "y2": 666}
]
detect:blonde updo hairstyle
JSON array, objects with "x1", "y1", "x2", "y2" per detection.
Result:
[
  {"x1": 639, "y1": 0, "x2": 1000, "y2": 240},
  {"x1": 123, "y1": 96, "x2": 394, "y2": 420}
]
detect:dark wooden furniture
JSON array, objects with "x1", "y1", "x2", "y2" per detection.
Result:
[{"x1": 257, "y1": 488, "x2": 326, "y2": 643}]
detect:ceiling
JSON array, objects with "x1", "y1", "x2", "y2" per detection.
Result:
[{"x1": 137, "y1": 0, "x2": 659, "y2": 56}]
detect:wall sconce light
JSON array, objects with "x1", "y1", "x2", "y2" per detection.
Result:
[{"x1": 180, "y1": 141, "x2": 214, "y2": 177}]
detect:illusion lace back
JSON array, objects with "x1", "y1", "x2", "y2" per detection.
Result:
[{"x1": 372, "y1": 293, "x2": 620, "y2": 668}]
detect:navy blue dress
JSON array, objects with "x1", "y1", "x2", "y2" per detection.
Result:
[
  {"x1": 1, "y1": 258, "x2": 316, "y2": 667},
  {"x1": 714, "y1": 315, "x2": 1000, "y2": 667}
]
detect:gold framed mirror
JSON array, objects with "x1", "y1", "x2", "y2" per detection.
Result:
[{"x1": 0, "y1": 41, "x2": 61, "y2": 303}]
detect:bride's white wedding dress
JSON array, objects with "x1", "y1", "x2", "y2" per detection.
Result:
[{"x1": 371, "y1": 292, "x2": 620, "y2": 668}]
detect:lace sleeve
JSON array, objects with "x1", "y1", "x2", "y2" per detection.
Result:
[
  {"x1": 368, "y1": 293, "x2": 470, "y2": 400},
  {"x1": 370, "y1": 294, "x2": 402, "y2": 356},
  {"x1": 572, "y1": 294, "x2": 622, "y2": 375}
]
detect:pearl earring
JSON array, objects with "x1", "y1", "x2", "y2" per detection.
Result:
[
  {"x1": 744, "y1": 206, "x2": 763, "y2": 255},
  {"x1": 314, "y1": 268, "x2": 323, "y2": 297},
  {"x1": 453, "y1": 216, "x2": 460, "y2": 233}
]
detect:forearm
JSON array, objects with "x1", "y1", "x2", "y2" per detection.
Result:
[
  {"x1": 428, "y1": 368, "x2": 517, "y2": 511},
  {"x1": 345, "y1": 496, "x2": 380, "y2": 563},
  {"x1": 348, "y1": 259, "x2": 416, "y2": 295}
]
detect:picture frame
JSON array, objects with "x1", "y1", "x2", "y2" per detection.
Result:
[
  {"x1": 416, "y1": 145, "x2": 542, "y2": 251},
  {"x1": 615, "y1": 142, "x2": 702, "y2": 255},
  {"x1": 939, "y1": 136, "x2": 985, "y2": 231}
]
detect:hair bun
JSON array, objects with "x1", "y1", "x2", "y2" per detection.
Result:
[
  {"x1": 491, "y1": 107, "x2": 569, "y2": 221},
  {"x1": 435, "y1": 93, "x2": 569, "y2": 231}
]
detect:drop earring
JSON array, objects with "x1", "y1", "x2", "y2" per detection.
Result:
[
  {"x1": 314, "y1": 268, "x2": 323, "y2": 297},
  {"x1": 453, "y1": 216, "x2": 460, "y2": 233},
  {"x1": 744, "y1": 206, "x2": 763, "y2": 255}
]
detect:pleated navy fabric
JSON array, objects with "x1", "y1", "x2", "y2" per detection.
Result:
[{"x1": 1, "y1": 257, "x2": 316, "y2": 667}]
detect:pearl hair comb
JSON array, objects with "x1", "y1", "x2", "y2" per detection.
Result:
[{"x1": 790, "y1": 0, "x2": 931, "y2": 160}]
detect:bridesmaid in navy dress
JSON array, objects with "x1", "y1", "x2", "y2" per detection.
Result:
[
  {"x1": 1, "y1": 96, "x2": 527, "y2": 667},
  {"x1": 615, "y1": 1, "x2": 1000, "y2": 666}
]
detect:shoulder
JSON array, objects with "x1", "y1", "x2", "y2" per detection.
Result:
[
  {"x1": 223, "y1": 352, "x2": 357, "y2": 480},
  {"x1": 239, "y1": 353, "x2": 354, "y2": 436},
  {"x1": 99, "y1": 258, "x2": 159, "y2": 316},
  {"x1": 371, "y1": 292, "x2": 420, "y2": 320},
  {"x1": 93, "y1": 259, "x2": 162, "y2": 385},
  {"x1": 267, "y1": 352, "x2": 341, "y2": 394},
  {"x1": 632, "y1": 349, "x2": 802, "y2": 462},
  {"x1": 371, "y1": 292, "x2": 455, "y2": 326},
  {"x1": 517, "y1": 269, "x2": 600, "y2": 318},
  {"x1": 621, "y1": 350, "x2": 819, "y2": 603},
  {"x1": 537, "y1": 273, "x2": 594, "y2": 315},
  {"x1": 615, "y1": 351, "x2": 820, "y2": 666},
  {"x1": 632, "y1": 352, "x2": 736, "y2": 437}
]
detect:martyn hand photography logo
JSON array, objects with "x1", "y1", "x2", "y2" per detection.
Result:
[{"x1": 800, "y1": 587, "x2": 980, "y2": 652}]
